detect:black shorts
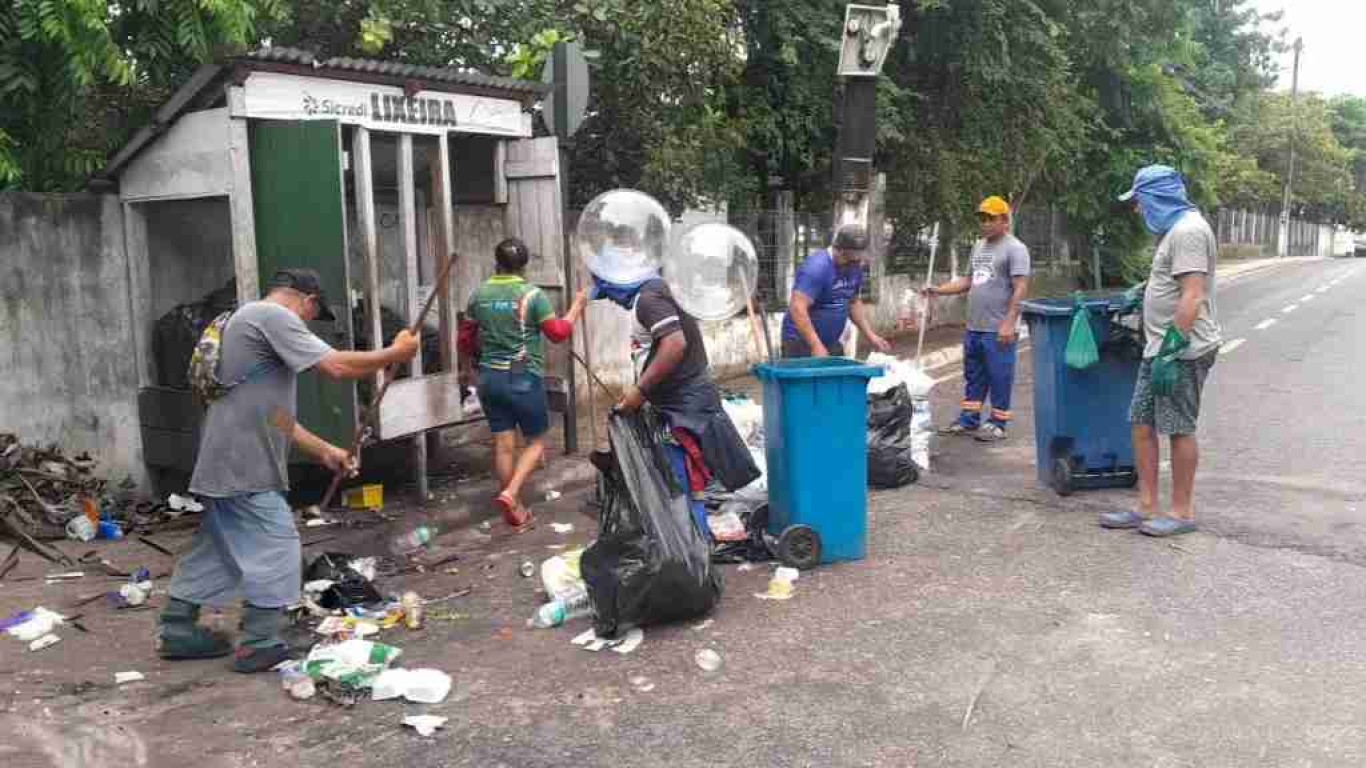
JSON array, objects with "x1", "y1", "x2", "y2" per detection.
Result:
[{"x1": 781, "y1": 337, "x2": 845, "y2": 359}]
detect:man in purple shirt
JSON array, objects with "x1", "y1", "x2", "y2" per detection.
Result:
[{"x1": 781, "y1": 224, "x2": 890, "y2": 358}]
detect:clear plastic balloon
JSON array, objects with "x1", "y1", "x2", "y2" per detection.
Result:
[
  {"x1": 665, "y1": 222, "x2": 760, "y2": 321},
  {"x1": 576, "y1": 189, "x2": 671, "y2": 285}
]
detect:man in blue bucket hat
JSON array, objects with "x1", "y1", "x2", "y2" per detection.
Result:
[{"x1": 1100, "y1": 165, "x2": 1222, "y2": 538}]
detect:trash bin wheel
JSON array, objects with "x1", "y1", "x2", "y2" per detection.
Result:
[
  {"x1": 776, "y1": 525, "x2": 822, "y2": 570},
  {"x1": 1052, "y1": 458, "x2": 1075, "y2": 497}
]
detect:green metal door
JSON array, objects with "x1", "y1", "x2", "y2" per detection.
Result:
[{"x1": 249, "y1": 119, "x2": 355, "y2": 448}]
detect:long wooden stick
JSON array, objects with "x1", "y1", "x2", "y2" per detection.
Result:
[
  {"x1": 568, "y1": 348, "x2": 621, "y2": 402},
  {"x1": 738, "y1": 271, "x2": 769, "y2": 362},
  {"x1": 915, "y1": 222, "x2": 941, "y2": 368},
  {"x1": 319, "y1": 253, "x2": 459, "y2": 511}
]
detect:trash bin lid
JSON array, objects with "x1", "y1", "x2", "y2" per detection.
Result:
[
  {"x1": 1021, "y1": 295, "x2": 1129, "y2": 317},
  {"x1": 754, "y1": 357, "x2": 883, "y2": 381}
]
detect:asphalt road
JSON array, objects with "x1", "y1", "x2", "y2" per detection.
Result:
[
  {"x1": 5, "y1": 257, "x2": 1366, "y2": 768},
  {"x1": 1193, "y1": 257, "x2": 1366, "y2": 562}
]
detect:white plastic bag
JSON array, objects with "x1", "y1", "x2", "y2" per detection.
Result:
[
  {"x1": 372, "y1": 668, "x2": 452, "y2": 704},
  {"x1": 910, "y1": 398, "x2": 934, "y2": 472}
]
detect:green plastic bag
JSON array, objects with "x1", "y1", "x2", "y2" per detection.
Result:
[
  {"x1": 1149, "y1": 326, "x2": 1190, "y2": 397},
  {"x1": 1065, "y1": 294, "x2": 1100, "y2": 370}
]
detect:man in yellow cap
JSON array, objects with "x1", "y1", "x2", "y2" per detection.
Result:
[{"x1": 923, "y1": 196, "x2": 1031, "y2": 441}]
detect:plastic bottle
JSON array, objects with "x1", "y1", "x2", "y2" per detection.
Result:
[
  {"x1": 401, "y1": 591, "x2": 423, "y2": 629},
  {"x1": 390, "y1": 525, "x2": 434, "y2": 555},
  {"x1": 527, "y1": 586, "x2": 592, "y2": 628}
]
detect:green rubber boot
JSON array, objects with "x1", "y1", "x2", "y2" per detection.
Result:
[{"x1": 158, "y1": 598, "x2": 233, "y2": 660}]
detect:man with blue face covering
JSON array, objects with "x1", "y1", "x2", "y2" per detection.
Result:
[
  {"x1": 1100, "y1": 165, "x2": 1221, "y2": 538},
  {"x1": 589, "y1": 264, "x2": 760, "y2": 536}
]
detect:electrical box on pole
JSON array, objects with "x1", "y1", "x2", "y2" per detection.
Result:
[{"x1": 831, "y1": 4, "x2": 902, "y2": 230}]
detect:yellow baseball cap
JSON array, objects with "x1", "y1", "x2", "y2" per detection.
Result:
[{"x1": 977, "y1": 196, "x2": 1011, "y2": 217}]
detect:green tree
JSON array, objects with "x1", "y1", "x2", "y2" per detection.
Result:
[
  {"x1": 1, "y1": 0, "x2": 283, "y2": 191},
  {"x1": 1227, "y1": 91, "x2": 1355, "y2": 221}
]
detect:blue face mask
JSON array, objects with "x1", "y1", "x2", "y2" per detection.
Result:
[
  {"x1": 1133, "y1": 172, "x2": 1197, "y2": 236},
  {"x1": 590, "y1": 275, "x2": 649, "y2": 309}
]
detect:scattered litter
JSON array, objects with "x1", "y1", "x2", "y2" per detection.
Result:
[
  {"x1": 694, "y1": 648, "x2": 723, "y2": 673},
  {"x1": 519, "y1": 561, "x2": 536, "y2": 578},
  {"x1": 109, "y1": 568, "x2": 153, "y2": 608},
  {"x1": 629, "y1": 675, "x2": 655, "y2": 693},
  {"x1": 545, "y1": 490, "x2": 563, "y2": 502},
  {"x1": 737, "y1": 563, "x2": 755, "y2": 572},
  {"x1": 303, "y1": 639, "x2": 402, "y2": 690},
  {"x1": 44, "y1": 571, "x2": 84, "y2": 583},
  {"x1": 540, "y1": 550, "x2": 585, "y2": 600},
  {"x1": 529, "y1": 587, "x2": 592, "y2": 629},
  {"x1": 691, "y1": 618, "x2": 714, "y2": 632},
  {"x1": 426, "y1": 609, "x2": 468, "y2": 622},
  {"x1": 314, "y1": 616, "x2": 379, "y2": 639},
  {"x1": 167, "y1": 494, "x2": 204, "y2": 514},
  {"x1": 403, "y1": 714, "x2": 448, "y2": 737},
  {"x1": 303, "y1": 579, "x2": 336, "y2": 595},
  {"x1": 611, "y1": 628, "x2": 644, "y2": 655},
  {"x1": 65, "y1": 515, "x2": 96, "y2": 542},
  {"x1": 4, "y1": 607, "x2": 64, "y2": 642},
  {"x1": 29, "y1": 633, "x2": 60, "y2": 651},
  {"x1": 550, "y1": 522, "x2": 574, "y2": 535},
  {"x1": 371, "y1": 668, "x2": 451, "y2": 703},
  {"x1": 278, "y1": 661, "x2": 317, "y2": 700},
  {"x1": 348, "y1": 558, "x2": 378, "y2": 582},
  {"x1": 706, "y1": 511, "x2": 747, "y2": 542},
  {"x1": 304, "y1": 518, "x2": 335, "y2": 528},
  {"x1": 755, "y1": 567, "x2": 800, "y2": 601},
  {"x1": 401, "y1": 591, "x2": 423, "y2": 630},
  {"x1": 478, "y1": 520, "x2": 492, "y2": 532},
  {"x1": 572, "y1": 627, "x2": 644, "y2": 654},
  {"x1": 343, "y1": 484, "x2": 384, "y2": 511},
  {"x1": 546, "y1": 544, "x2": 566, "y2": 551},
  {"x1": 114, "y1": 671, "x2": 145, "y2": 685}
]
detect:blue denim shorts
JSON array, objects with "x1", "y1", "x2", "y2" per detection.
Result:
[{"x1": 477, "y1": 366, "x2": 550, "y2": 437}]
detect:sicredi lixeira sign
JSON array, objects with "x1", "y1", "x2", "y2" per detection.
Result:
[{"x1": 240, "y1": 72, "x2": 532, "y2": 138}]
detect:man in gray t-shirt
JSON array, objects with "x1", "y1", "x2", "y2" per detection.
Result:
[
  {"x1": 1100, "y1": 165, "x2": 1221, "y2": 539},
  {"x1": 925, "y1": 195, "x2": 1031, "y2": 441},
  {"x1": 161, "y1": 269, "x2": 418, "y2": 673}
]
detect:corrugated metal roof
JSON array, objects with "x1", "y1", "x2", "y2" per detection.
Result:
[{"x1": 236, "y1": 47, "x2": 547, "y2": 95}]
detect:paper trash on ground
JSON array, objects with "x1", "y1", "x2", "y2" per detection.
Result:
[
  {"x1": 403, "y1": 715, "x2": 448, "y2": 737},
  {"x1": 114, "y1": 671, "x2": 146, "y2": 685},
  {"x1": 371, "y1": 668, "x2": 452, "y2": 703}
]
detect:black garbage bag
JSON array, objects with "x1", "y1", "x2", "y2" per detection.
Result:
[
  {"x1": 305, "y1": 552, "x2": 383, "y2": 609},
  {"x1": 581, "y1": 409, "x2": 722, "y2": 638},
  {"x1": 867, "y1": 384, "x2": 919, "y2": 489}
]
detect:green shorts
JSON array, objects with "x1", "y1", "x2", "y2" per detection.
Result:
[{"x1": 1129, "y1": 350, "x2": 1217, "y2": 436}]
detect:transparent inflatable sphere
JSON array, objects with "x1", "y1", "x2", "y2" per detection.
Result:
[
  {"x1": 576, "y1": 189, "x2": 671, "y2": 285},
  {"x1": 666, "y1": 222, "x2": 760, "y2": 321}
]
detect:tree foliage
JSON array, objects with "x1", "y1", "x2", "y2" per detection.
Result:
[{"x1": 0, "y1": 0, "x2": 283, "y2": 191}]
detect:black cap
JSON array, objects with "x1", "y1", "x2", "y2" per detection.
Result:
[
  {"x1": 270, "y1": 268, "x2": 336, "y2": 322},
  {"x1": 832, "y1": 224, "x2": 869, "y2": 252}
]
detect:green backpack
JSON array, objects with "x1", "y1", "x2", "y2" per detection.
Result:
[{"x1": 1065, "y1": 294, "x2": 1100, "y2": 370}]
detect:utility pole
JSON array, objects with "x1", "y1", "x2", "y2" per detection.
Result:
[{"x1": 1278, "y1": 36, "x2": 1302, "y2": 258}]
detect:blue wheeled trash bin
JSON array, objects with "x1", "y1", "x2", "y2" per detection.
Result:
[
  {"x1": 754, "y1": 358, "x2": 882, "y2": 568},
  {"x1": 1022, "y1": 296, "x2": 1144, "y2": 496}
]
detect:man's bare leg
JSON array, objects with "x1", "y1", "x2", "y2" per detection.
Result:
[
  {"x1": 493, "y1": 431, "x2": 518, "y2": 489},
  {"x1": 503, "y1": 437, "x2": 547, "y2": 505},
  {"x1": 1133, "y1": 424, "x2": 1161, "y2": 517},
  {"x1": 1168, "y1": 434, "x2": 1198, "y2": 521}
]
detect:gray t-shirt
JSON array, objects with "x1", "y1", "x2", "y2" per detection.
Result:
[
  {"x1": 966, "y1": 235, "x2": 1031, "y2": 332},
  {"x1": 190, "y1": 301, "x2": 333, "y2": 497},
  {"x1": 1142, "y1": 210, "x2": 1221, "y2": 359}
]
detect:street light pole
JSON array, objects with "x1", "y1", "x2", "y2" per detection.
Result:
[{"x1": 1278, "y1": 36, "x2": 1302, "y2": 258}]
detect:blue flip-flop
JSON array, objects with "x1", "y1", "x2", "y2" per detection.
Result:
[
  {"x1": 1139, "y1": 517, "x2": 1197, "y2": 537},
  {"x1": 1099, "y1": 510, "x2": 1145, "y2": 529}
]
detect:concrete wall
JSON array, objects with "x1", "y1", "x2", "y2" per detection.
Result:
[{"x1": 0, "y1": 193, "x2": 145, "y2": 485}]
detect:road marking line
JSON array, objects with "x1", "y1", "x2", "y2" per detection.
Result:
[
  {"x1": 1300, "y1": 293, "x2": 1315, "y2": 301},
  {"x1": 1220, "y1": 338, "x2": 1246, "y2": 354},
  {"x1": 1316, "y1": 287, "x2": 1329, "y2": 294},
  {"x1": 1254, "y1": 318, "x2": 1277, "y2": 330},
  {"x1": 1282, "y1": 304, "x2": 1299, "y2": 314}
]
